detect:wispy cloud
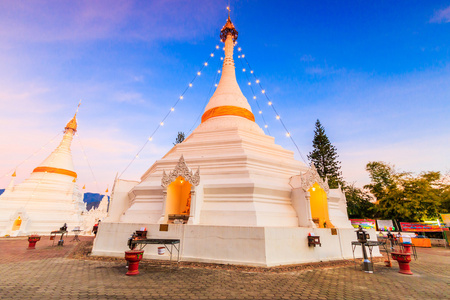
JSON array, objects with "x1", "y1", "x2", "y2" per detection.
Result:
[
  {"x1": 114, "y1": 91, "x2": 145, "y2": 104},
  {"x1": 430, "y1": 6, "x2": 450, "y2": 23},
  {"x1": 0, "y1": 0, "x2": 221, "y2": 43}
]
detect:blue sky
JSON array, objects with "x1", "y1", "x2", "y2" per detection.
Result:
[{"x1": 0, "y1": 1, "x2": 449, "y2": 192}]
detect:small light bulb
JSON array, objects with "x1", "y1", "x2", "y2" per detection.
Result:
[
  {"x1": 242, "y1": 54, "x2": 245, "y2": 58},
  {"x1": 197, "y1": 71, "x2": 201, "y2": 75},
  {"x1": 136, "y1": 155, "x2": 139, "y2": 158},
  {"x1": 253, "y1": 96, "x2": 256, "y2": 99},
  {"x1": 238, "y1": 55, "x2": 241, "y2": 58},
  {"x1": 238, "y1": 47, "x2": 241, "y2": 51},
  {"x1": 215, "y1": 84, "x2": 218, "y2": 87},
  {"x1": 256, "y1": 80, "x2": 260, "y2": 83},
  {"x1": 189, "y1": 83, "x2": 193, "y2": 87},
  {"x1": 204, "y1": 62, "x2": 208, "y2": 66},
  {"x1": 216, "y1": 45, "x2": 219, "y2": 49},
  {"x1": 180, "y1": 95, "x2": 184, "y2": 99},
  {"x1": 218, "y1": 70, "x2": 221, "y2": 73},
  {"x1": 210, "y1": 53, "x2": 214, "y2": 57},
  {"x1": 262, "y1": 90, "x2": 266, "y2": 94},
  {"x1": 264, "y1": 125, "x2": 268, "y2": 128},
  {"x1": 259, "y1": 111, "x2": 262, "y2": 114},
  {"x1": 148, "y1": 137, "x2": 152, "y2": 141},
  {"x1": 220, "y1": 57, "x2": 224, "y2": 61},
  {"x1": 248, "y1": 82, "x2": 251, "y2": 85},
  {"x1": 276, "y1": 115, "x2": 280, "y2": 120},
  {"x1": 171, "y1": 108, "x2": 174, "y2": 111},
  {"x1": 286, "y1": 132, "x2": 290, "y2": 137},
  {"x1": 160, "y1": 122, "x2": 164, "y2": 126},
  {"x1": 268, "y1": 101, "x2": 272, "y2": 105},
  {"x1": 243, "y1": 68, "x2": 246, "y2": 72}
]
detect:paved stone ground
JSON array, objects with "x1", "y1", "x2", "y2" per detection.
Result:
[{"x1": 0, "y1": 237, "x2": 449, "y2": 299}]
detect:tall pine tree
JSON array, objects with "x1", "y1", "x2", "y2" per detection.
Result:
[{"x1": 307, "y1": 119, "x2": 343, "y2": 189}]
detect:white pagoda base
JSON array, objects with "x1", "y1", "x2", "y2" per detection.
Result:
[{"x1": 91, "y1": 222, "x2": 379, "y2": 267}]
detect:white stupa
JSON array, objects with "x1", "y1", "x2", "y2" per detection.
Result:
[
  {"x1": 92, "y1": 15, "x2": 375, "y2": 266},
  {"x1": 0, "y1": 113, "x2": 86, "y2": 236}
]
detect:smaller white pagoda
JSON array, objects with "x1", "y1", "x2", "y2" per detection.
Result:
[{"x1": 0, "y1": 113, "x2": 86, "y2": 236}]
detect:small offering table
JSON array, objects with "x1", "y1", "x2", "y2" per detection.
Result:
[
  {"x1": 50, "y1": 230, "x2": 67, "y2": 246},
  {"x1": 128, "y1": 239, "x2": 181, "y2": 265}
]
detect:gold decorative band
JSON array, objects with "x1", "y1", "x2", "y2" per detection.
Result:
[
  {"x1": 201, "y1": 105, "x2": 255, "y2": 123},
  {"x1": 33, "y1": 167, "x2": 77, "y2": 178}
]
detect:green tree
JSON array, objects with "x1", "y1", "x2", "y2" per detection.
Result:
[
  {"x1": 364, "y1": 161, "x2": 397, "y2": 200},
  {"x1": 344, "y1": 184, "x2": 375, "y2": 218},
  {"x1": 364, "y1": 162, "x2": 447, "y2": 222},
  {"x1": 173, "y1": 132, "x2": 185, "y2": 145},
  {"x1": 307, "y1": 119, "x2": 343, "y2": 189}
]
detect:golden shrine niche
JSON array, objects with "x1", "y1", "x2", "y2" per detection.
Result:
[
  {"x1": 12, "y1": 216, "x2": 22, "y2": 231},
  {"x1": 300, "y1": 164, "x2": 334, "y2": 228},
  {"x1": 160, "y1": 155, "x2": 200, "y2": 224}
]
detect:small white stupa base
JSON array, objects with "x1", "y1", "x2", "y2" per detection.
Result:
[{"x1": 91, "y1": 222, "x2": 380, "y2": 267}]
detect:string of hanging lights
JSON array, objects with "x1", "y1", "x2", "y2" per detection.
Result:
[
  {"x1": 237, "y1": 55, "x2": 271, "y2": 135},
  {"x1": 75, "y1": 134, "x2": 101, "y2": 193},
  {"x1": 188, "y1": 60, "x2": 222, "y2": 134},
  {"x1": 118, "y1": 46, "x2": 220, "y2": 178},
  {"x1": 236, "y1": 47, "x2": 309, "y2": 164},
  {"x1": 0, "y1": 132, "x2": 63, "y2": 181}
]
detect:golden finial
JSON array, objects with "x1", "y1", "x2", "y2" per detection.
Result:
[
  {"x1": 12, "y1": 170, "x2": 16, "y2": 177},
  {"x1": 82, "y1": 185, "x2": 86, "y2": 189},
  {"x1": 65, "y1": 101, "x2": 81, "y2": 132},
  {"x1": 220, "y1": 10, "x2": 238, "y2": 43},
  {"x1": 105, "y1": 187, "x2": 109, "y2": 193}
]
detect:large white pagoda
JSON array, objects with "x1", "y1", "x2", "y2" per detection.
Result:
[
  {"x1": 92, "y1": 15, "x2": 374, "y2": 266},
  {"x1": 0, "y1": 113, "x2": 86, "y2": 236}
]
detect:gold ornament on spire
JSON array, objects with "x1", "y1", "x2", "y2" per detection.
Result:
[
  {"x1": 65, "y1": 113, "x2": 78, "y2": 132},
  {"x1": 65, "y1": 101, "x2": 81, "y2": 133},
  {"x1": 12, "y1": 170, "x2": 16, "y2": 177},
  {"x1": 220, "y1": 10, "x2": 238, "y2": 42}
]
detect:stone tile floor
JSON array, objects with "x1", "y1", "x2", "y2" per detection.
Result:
[{"x1": 0, "y1": 236, "x2": 449, "y2": 299}]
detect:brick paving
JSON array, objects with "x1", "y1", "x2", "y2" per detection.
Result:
[{"x1": 0, "y1": 237, "x2": 449, "y2": 299}]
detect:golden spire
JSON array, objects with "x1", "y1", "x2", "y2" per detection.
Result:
[
  {"x1": 220, "y1": 9, "x2": 238, "y2": 42},
  {"x1": 12, "y1": 170, "x2": 16, "y2": 177},
  {"x1": 65, "y1": 101, "x2": 81, "y2": 133},
  {"x1": 65, "y1": 113, "x2": 77, "y2": 132}
]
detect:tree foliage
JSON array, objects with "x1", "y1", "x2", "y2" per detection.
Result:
[
  {"x1": 173, "y1": 132, "x2": 185, "y2": 145},
  {"x1": 344, "y1": 184, "x2": 375, "y2": 219},
  {"x1": 364, "y1": 161, "x2": 449, "y2": 222},
  {"x1": 307, "y1": 119, "x2": 343, "y2": 189}
]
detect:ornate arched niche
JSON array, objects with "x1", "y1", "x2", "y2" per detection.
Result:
[
  {"x1": 299, "y1": 164, "x2": 330, "y2": 194},
  {"x1": 300, "y1": 164, "x2": 333, "y2": 228},
  {"x1": 159, "y1": 155, "x2": 200, "y2": 225},
  {"x1": 8, "y1": 208, "x2": 30, "y2": 235}
]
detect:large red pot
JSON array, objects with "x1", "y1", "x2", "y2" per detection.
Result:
[
  {"x1": 124, "y1": 250, "x2": 144, "y2": 276},
  {"x1": 27, "y1": 236, "x2": 41, "y2": 250},
  {"x1": 402, "y1": 243, "x2": 413, "y2": 254},
  {"x1": 391, "y1": 252, "x2": 413, "y2": 275}
]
